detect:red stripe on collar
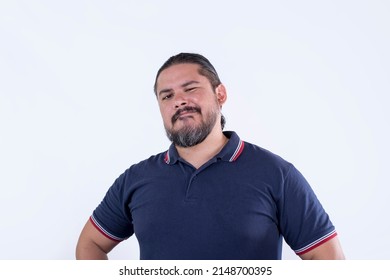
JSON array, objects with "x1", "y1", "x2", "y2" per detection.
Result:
[
  {"x1": 164, "y1": 151, "x2": 170, "y2": 164},
  {"x1": 230, "y1": 140, "x2": 245, "y2": 162}
]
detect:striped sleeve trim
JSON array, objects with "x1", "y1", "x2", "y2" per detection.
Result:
[
  {"x1": 295, "y1": 230, "x2": 338, "y2": 255},
  {"x1": 89, "y1": 215, "x2": 126, "y2": 242}
]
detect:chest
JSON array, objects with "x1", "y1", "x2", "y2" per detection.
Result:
[{"x1": 127, "y1": 166, "x2": 281, "y2": 242}]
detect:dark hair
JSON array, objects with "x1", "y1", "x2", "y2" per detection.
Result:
[
  {"x1": 154, "y1": 53, "x2": 226, "y2": 129},
  {"x1": 153, "y1": 53, "x2": 222, "y2": 95}
]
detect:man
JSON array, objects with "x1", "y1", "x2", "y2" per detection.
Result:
[{"x1": 76, "y1": 53, "x2": 345, "y2": 260}]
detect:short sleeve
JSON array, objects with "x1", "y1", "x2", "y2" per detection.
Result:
[
  {"x1": 91, "y1": 172, "x2": 134, "y2": 241},
  {"x1": 279, "y1": 165, "x2": 337, "y2": 255}
]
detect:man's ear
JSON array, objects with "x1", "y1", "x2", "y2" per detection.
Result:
[{"x1": 215, "y1": 84, "x2": 227, "y2": 107}]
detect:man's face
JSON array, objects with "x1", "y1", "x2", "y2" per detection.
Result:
[{"x1": 155, "y1": 63, "x2": 225, "y2": 147}]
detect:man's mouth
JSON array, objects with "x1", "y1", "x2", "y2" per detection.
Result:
[{"x1": 172, "y1": 106, "x2": 201, "y2": 124}]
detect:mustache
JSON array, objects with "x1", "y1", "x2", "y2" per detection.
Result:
[{"x1": 172, "y1": 106, "x2": 201, "y2": 123}]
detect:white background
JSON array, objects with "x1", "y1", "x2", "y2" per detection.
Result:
[{"x1": 0, "y1": 0, "x2": 389, "y2": 260}]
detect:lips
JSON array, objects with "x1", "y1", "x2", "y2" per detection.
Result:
[{"x1": 172, "y1": 106, "x2": 201, "y2": 124}]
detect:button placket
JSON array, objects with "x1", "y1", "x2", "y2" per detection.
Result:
[
  {"x1": 185, "y1": 172, "x2": 199, "y2": 201},
  {"x1": 183, "y1": 159, "x2": 217, "y2": 202}
]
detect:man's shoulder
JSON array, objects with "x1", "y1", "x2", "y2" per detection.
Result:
[
  {"x1": 110, "y1": 150, "x2": 168, "y2": 186},
  {"x1": 241, "y1": 140, "x2": 292, "y2": 170},
  {"x1": 127, "y1": 150, "x2": 168, "y2": 171}
]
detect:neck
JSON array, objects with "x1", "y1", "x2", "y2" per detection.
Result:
[{"x1": 176, "y1": 128, "x2": 228, "y2": 169}]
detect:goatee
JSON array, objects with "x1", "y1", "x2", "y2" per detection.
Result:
[{"x1": 165, "y1": 106, "x2": 218, "y2": 148}]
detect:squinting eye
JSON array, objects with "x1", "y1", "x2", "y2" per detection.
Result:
[
  {"x1": 185, "y1": 87, "x2": 197, "y2": 92},
  {"x1": 162, "y1": 93, "x2": 173, "y2": 100}
]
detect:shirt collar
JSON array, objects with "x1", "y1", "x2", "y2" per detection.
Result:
[{"x1": 164, "y1": 131, "x2": 245, "y2": 165}]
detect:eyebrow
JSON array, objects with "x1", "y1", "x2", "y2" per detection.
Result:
[
  {"x1": 158, "y1": 80, "x2": 200, "y2": 96},
  {"x1": 182, "y1": 80, "x2": 199, "y2": 88}
]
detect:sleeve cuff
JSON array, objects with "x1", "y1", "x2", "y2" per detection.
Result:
[
  {"x1": 90, "y1": 215, "x2": 127, "y2": 242},
  {"x1": 295, "y1": 230, "x2": 337, "y2": 255}
]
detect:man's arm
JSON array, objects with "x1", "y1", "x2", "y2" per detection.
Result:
[
  {"x1": 299, "y1": 236, "x2": 345, "y2": 260},
  {"x1": 76, "y1": 219, "x2": 119, "y2": 260}
]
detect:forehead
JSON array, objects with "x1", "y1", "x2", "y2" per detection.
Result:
[{"x1": 156, "y1": 63, "x2": 207, "y2": 90}]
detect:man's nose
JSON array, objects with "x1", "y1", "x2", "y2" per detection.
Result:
[{"x1": 174, "y1": 92, "x2": 188, "y2": 108}]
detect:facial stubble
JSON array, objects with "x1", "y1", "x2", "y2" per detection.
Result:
[{"x1": 165, "y1": 105, "x2": 219, "y2": 148}]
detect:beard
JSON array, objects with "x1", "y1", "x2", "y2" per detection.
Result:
[{"x1": 165, "y1": 105, "x2": 219, "y2": 148}]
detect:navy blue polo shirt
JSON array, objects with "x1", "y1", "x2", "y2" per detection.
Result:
[{"x1": 91, "y1": 131, "x2": 336, "y2": 259}]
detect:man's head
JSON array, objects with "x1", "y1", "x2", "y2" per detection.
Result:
[{"x1": 154, "y1": 53, "x2": 227, "y2": 147}]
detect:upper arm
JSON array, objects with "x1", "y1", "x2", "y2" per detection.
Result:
[
  {"x1": 281, "y1": 166, "x2": 343, "y2": 259},
  {"x1": 76, "y1": 219, "x2": 120, "y2": 259},
  {"x1": 299, "y1": 236, "x2": 345, "y2": 260}
]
